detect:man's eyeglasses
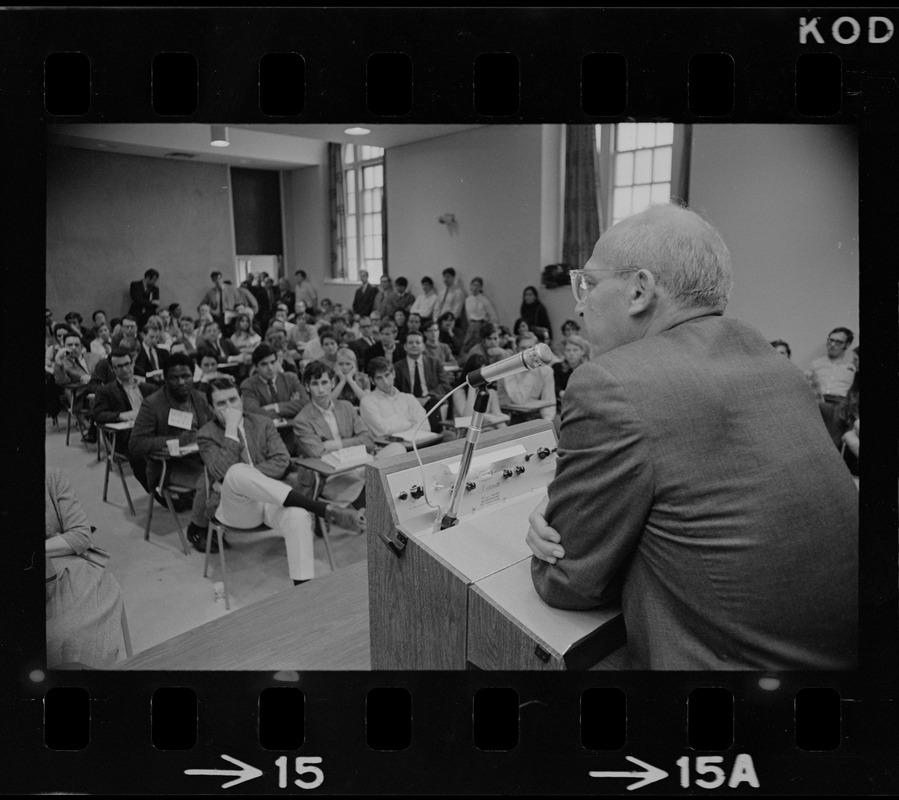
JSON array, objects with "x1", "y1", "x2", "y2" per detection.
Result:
[
  {"x1": 827, "y1": 337, "x2": 848, "y2": 346},
  {"x1": 569, "y1": 268, "x2": 640, "y2": 304}
]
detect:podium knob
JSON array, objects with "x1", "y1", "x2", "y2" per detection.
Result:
[
  {"x1": 515, "y1": 466, "x2": 525, "y2": 475},
  {"x1": 465, "y1": 481, "x2": 476, "y2": 492},
  {"x1": 502, "y1": 469, "x2": 513, "y2": 479},
  {"x1": 410, "y1": 485, "x2": 424, "y2": 499},
  {"x1": 397, "y1": 491, "x2": 408, "y2": 501},
  {"x1": 537, "y1": 447, "x2": 551, "y2": 460}
]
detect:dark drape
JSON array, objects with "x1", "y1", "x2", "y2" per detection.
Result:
[
  {"x1": 328, "y1": 143, "x2": 347, "y2": 279},
  {"x1": 562, "y1": 125, "x2": 601, "y2": 269}
]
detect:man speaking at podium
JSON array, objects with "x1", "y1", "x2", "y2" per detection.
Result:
[{"x1": 528, "y1": 204, "x2": 857, "y2": 671}]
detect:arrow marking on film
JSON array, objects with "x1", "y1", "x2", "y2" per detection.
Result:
[
  {"x1": 589, "y1": 755, "x2": 668, "y2": 791},
  {"x1": 185, "y1": 753, "x2": 263, "y2": 789}
]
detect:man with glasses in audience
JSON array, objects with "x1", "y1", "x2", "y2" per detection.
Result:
[
  {"x1": 526, "y1": 204, "x2": 858, "y2": 671},
  {"x1": 806, "y1": 327, "x2": 857, "y2": 449},
  {"x1": 92, "y1": 347, "x2": 157, "y2": 491}
]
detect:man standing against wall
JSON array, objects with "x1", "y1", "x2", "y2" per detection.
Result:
[
  {"x1": 129, "y1": 269, "x2": 160, "y2": 329},
  {"x1": 294, "y1": 270, "x2": 318, "y2": 314},
  {"x1": 353, "y1": 269, "x2": 379, "y2": 318},
  {"x1": 202, "y1": 271, "x2": 240, "y2": 327},
  {"x1": 806, "y1": 327, "x2": 857, "y2": 449}
]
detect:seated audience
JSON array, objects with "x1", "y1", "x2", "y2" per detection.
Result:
[
  {"x1": 129, "y1": 353, "x2": 215, "y2": 551},
  {"x1": 111, "y1": 315, "x2": 139, "y2": 351},
  {"x1": 199, "y1": 320, "x2": 245, "y2": 370},
  {"x1": 47, "y1": 322, "x2": 75, "y2": 374},
  {"x1": 332, "y1": 347, "x2": 371, "y2": 406},
  {"x1": 91, "y1": 347, "x2": 157, "y2": 491},
  {"x1": 133, "y1": 324, "x2": 167, "y2": 383},
  {"x1": 198, "y1": 378, "x2": 361, "y2": 583},
  {"x1": 316, "y1": 327, "x2": 341, "y2": 372},
  {"x1": 194, "y1": 348, "x2": 232, "y2": 391},
  {"x1": 90, "y1": 309, "x2": 108, "y2": 338},
  {"x1": 373, "y1": 275, "x2": 395, "y2": 319},
  {"x1": 90, "y1": 323, "x2": 113, "y2": 358},
  {"x1": 497, "y1": 332, "x2": 556, "y2": 422},
  {"x1": 196, "y1": 302, "x2": 214, "y2": 329},
  {"x1": 230, "y1": 311, "x2": 262, "y2": 356},
  {"x1": 465, "y1": 322, "x2": 511, "y2": 366},
  {"x1": 552, "y1": 334, "x2": 591, "y2": 409},
  {"x1": 360, "y1": 357, "x2": 428, "y2": 438},
  {"x1": 266, "y1": 328, "x2": 301, "y2": 375},
  {"x1": 53, "y1": 330, "x2": 102, "y2": 442},
  {"x1": 348, "y1": 315, "x2": 377, "y2": 367},
  {"x1": 410, "y1": 276, "x2": 439, "y2": 325},
  {"x1": 173, "y1": 316, "x2": 199, "y2": 356},
  {"x1": 438, "y1": 311, "x2": 461, "y2": 356},
  {"x1": 65, "y1": 311, "x2": 94, "y2": 344},
  {"x1": 393, "y1": 307, "x2": 409, "y2": 344},
  {"x1": 462, "y1": 277, "x2": 498, "y2": 354},
  {"x1": 394, "y1": 330, "x2": 452, "y2": 433},
  {"x1": 293, "y1": 362, "x2": 379, "y2": 511},
  {"x1": 364, "y1": 319, "x2": 405, "y2": 366},
  {"x1": 518, "y1": 284, "x2": 553, "y2": 342},
  {"x1": 423, "y1": 319, "x2": 457, "y2": 367},
  {"x1": 46, "y1": 468, "x2": 126, "y2": 668}
]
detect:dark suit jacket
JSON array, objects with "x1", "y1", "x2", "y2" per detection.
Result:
[
  {"x1": 92, "y1": 380, "x2": 158, "y2": 424},
  {"x1": 129, "y1": 387, "x2": 212, "y2": 488},
  {"x1": 393, "y1": 355, "x2": 450, "y2": 401},
  {"x1": 352, "y1": 284, "x2": 379, "y2": 317},
  {"x1": 240, "y1": 371, "x2": 309, "y2": 419},
  {"x1": 363, "y1": 342, "x2": 405, "y2": 367},
  {"x1": 129, "y1": 280, "x2": 159, "y2": 327},
  {"x1": 292, "y1": 400, "x2": 374, "y2": 459},
  {"x1": 199, "y1": 336, "x2": 239, "y2": 362},
  {"x1": 133, "y1": 344, "x2": 168, "y2": 379},
  {"x1": 531, "y1": 315, "x2": 858, "y2": 671}
]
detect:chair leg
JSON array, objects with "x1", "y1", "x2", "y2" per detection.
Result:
[
  {"x1": 320, "y1": 518, "x2": 336, "y2": 572},
  {"x1": 143, "y1": 490, "x2": 155, "y2": 542},
  {"x1": 118, "y1": 461, "x2": 136, "y2": 516},
  {"x1": 65, "y1": 407, "x2": 72, "y2": 446},
  {"x1": 162, "y1": 489, "x2": 191, "y2": 556},
  {"x1": 203, "y1": 522, "x2": 214, "y2": 577},
  {"x1": 216, "y1": 525, "x2": 230, "y2": 611},
  {"x1": 120, "y1": 603, "x2": 133, "y2": 659},
  {"x1": 103, "y1": 456, "x2": 112, "y2": 503}
]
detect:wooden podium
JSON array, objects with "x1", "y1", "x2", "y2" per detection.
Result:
[{"x1": 366, "y1": 421, "x2": 625, "y2": 670}]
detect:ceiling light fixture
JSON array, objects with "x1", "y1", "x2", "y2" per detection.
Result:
[
  {"x1": 344, "y1": 126, "x2": 371, "y2": 136},
  {"x1": 210, "y1": 125, "x2": 230, "y2": 147}
]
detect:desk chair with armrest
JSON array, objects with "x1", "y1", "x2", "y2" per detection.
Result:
[
  {"x1": 98, "y1": 424, "x2": 137, "y2": 516},
  {"x1": 202, "y1": 467, "x2": 337, "y2": 611},
  {"x1": 143, "y1": 451, "x2": 194, "y2": 556},
  {"x1": 63, "y1": 384, "x2": 94, "y2": 447}
]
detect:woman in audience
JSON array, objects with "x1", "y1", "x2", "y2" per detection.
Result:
[
  {"x1": 512, "y1": 317, "x2": 531, "y2": 338},
  {"x1": 452, "y1": 353, "x2": 505, "y2": 424},
  {"x1": 316, "y1": 327, "x2": 340, "y2": 372},
  {"x1": 497, "y1": 324, "x2": 514, "y2": 351},
  {"x1": 518, "y1": 285, "x2": 553, "y2": 341},
  {"x1": 46, "y1": 467, "x2": 126, "y2": 669},
  {"x1": 194, "y1": 348, "x2": 231, "y2": 394},
  {"x1": 90, "y1": 323, "x2": 113, "y2": 358},
  {"x1": 393, "y1": 308, "x2": 409, "y2": 344},
  {"x1": 230, "y1": 311, "x2": 261, "y2": 356},
  {"x1": 438, "y1": 311, "x2": 461, "y2": 356},
  {"x1": 332, "y1": 347, "x2": 371, "y2": 406},
  {"x1": 553, "y1": 334, "x2": 591, "y2": 410}
]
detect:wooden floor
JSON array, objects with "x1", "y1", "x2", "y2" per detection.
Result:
[{"x1": 44, "y1": 414, "x2": 369, "y2": 659}]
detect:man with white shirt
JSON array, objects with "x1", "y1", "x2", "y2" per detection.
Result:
[
  {"x1": 198, "y1": 378, "x2": 361, "y2": 584},
  {"x1": 360, "y1": 357, "x2": 428, "y2": 438},
  {"x1": 393, "y1": 331, "x2": 451, "y2": 433},
  {"x1": 410, "y1": 276, "x2": 439, "y2": 325},
  {"x1": 53, "y1": 330, "x2": 103, "y2": 443},
  {"x1": 462, "y1": 277, "x2": 498, "y2": 354},
  {"x1": 806, "y1": 327, "x2": 858, "y2": 448},
  {"x1": 294, "y1": 270, "x2": 319, "y2": 314},
  {"x1": 134, "y1": 325, "x2": 167, "y2": 384},
  {"x1": 92, "y1": 347, "x2": 157, "y2": 490},
  {"x1": 498, "y1": 332, "x2": 556, "y2": 422}
]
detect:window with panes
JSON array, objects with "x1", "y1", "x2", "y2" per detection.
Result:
[{"x1": 343, "y1": 144, "x2": 385, "y2": 281}]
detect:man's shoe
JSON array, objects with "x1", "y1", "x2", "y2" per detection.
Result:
[
  {"x1": 83, "y1": 431, "x2": 97, "y2": 444},
  {"x1": 326, "y1": 504, "x2": 364, "y2": 534},
  {"x1": 187, "y1": 523, "x2": 217, "y2": 554}
]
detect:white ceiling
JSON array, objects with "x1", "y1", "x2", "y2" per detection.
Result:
[{"x1": 48, "y1": 123, "x2": 484, "y2": 169}]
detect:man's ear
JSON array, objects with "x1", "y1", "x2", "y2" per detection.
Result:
[{"x1": 627, "y1": 269, "x2": 658, "y2": 316}]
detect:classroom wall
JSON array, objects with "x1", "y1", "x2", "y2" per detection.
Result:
[
  {"x1": 46, "y1": 146, "x2": 235, "y2": 321},
  {"x1": 689, "y1": 125, "x2": 859, "y2": 369},
  {"x1": 282, "y1": 144, "x2": 331, "y2": 296},
  {"x1": 386, "y1": 125, "x2": 560, "y2": 331}
]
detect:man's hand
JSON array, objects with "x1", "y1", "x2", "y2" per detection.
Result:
[
  {"x1": 222, "y1": 406, "x2": 243, "y2": 435},
  {"x1": 119, "y1": 410, "x2": 138, "y2": 422},
  {"x1": 322, "y1": 438, "x2": 343, "y2": 452},
  {"x1": 526, "y1": 497, "x2": 565, "y2": 564}
]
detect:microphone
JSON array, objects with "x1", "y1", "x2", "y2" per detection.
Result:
[{"x1": 466, "y1": 343, "x2": 554, "y2": 387}]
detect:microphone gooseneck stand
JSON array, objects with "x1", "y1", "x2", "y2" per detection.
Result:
[{"x1": 440, "y1": 385, "x2": 490, "y2": 530}]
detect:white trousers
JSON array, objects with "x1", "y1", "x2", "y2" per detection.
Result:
[{"x1": 217, "y1": 463, "x2": 315, "y2": 581}]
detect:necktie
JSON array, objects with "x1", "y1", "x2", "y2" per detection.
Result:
[
  {"x1": 151, "y1": 348, "x2": 158, "y2": 370},
  {"x1": 412, "y1": 360, "x2": 422, "y2": 397},
  {"x1": 218, "y1": 287, "x2": 224, "y2": 316},
  {"x1": 267, "y1": 379, "x2": 278, "y2": 405}
]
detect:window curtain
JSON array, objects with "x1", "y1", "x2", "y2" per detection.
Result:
[
  {"x1": 328, "y1": 143, "x2": 347, "y2": 279},
  {"x1": 562, "y1": 125, "x2": 601, "y2": 270}
]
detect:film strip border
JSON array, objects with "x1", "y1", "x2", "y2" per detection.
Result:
[
  {"x1": 4, "y1": 5, "x2": 898, "y2": 796},
  {"x1": 4, "y1": 8, "x2": 899, "y2": 122}
]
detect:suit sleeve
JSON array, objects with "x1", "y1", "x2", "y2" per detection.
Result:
[
  {"x1": 531, "y1": 363, "x2": 654, "y2": 610},
  {"x1": 197, "y1": 424, "x2": 242, "y2": 482},
  {"x1": 254, "y1": 417, "x2": 290, "y2": 478},
  {"x1": 342, "y1": 404, "x2": 374, "y2": 449},
  {"x1": 275, "y1": 373, "x2": 308, "y2": 419},
  {"x1": 292, "y1": 410, "x2": 326, "y2": 458},
  {"x1": 129, "y1": 399, "x2": 168, "y2": 457},
  {"x1": 239, "y1": 378, "x2": 269, "y2": 417},
  {"x1": 91, "y1": 386, "x2": 122, "y2": 424}
]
